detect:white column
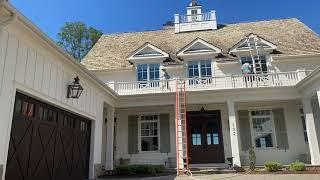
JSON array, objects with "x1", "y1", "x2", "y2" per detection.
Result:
[
  {"x1": 227, "y1": 100, "x2": 241, "y2": 167},
  {"x1": 302, "y1": 96, "x2": 320, "y2": 165},
  {"x1": 105, "y1": 106, "x2": 115, "y2": 170}
]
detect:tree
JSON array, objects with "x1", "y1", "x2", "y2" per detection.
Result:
[{"x1": 57, "y1": 21, "x2": 103, "y2": 62}]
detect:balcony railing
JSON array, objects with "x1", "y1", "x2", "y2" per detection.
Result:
[
  {"x1": 178, "y1": 12, "x2": 214, "y2": 23},
  {"x1": 108, "y1": 71, "x2": 307, "y2": 96}
]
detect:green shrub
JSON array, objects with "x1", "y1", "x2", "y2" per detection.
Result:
[
  {"x1": 114, "y1": 164, "x2": 165, "y2": 175},
  {"x1": 289, "y1": 161, "x2": 306, "y2": 171},
  {"x1": 264, "y1": 161, "x2": 283, "y2": 172}
]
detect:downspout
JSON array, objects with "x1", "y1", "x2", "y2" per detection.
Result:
[{"x1": 0, "y1": 0, "x2": 17, "y2": 29}]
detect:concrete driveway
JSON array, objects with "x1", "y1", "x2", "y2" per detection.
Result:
[{"x1": 97, "y1": 174, "x2": 320, "y2": 180}]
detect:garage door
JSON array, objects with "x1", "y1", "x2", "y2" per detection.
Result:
[{"x1": 5, "y1": 93, "x2": 91, "y2": 180}]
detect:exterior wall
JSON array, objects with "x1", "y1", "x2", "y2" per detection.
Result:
[
  {"x1": 94, "y1": 56, "x2": 320, "y2": 84},
  {"x1": 114, "y1": 100, "x2": 310, "y2": 166},
  {"x1": 115, "y1": 106, "x2": 176, "y2": 166},
  {"x1": 237, "y1": 100, "x2": 310, "y2": 165},
  {"x1": 0, "y1": 22, "x2": 116, "y2": 179}
]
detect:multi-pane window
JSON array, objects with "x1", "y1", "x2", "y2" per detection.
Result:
[
  {"x1": 191, "y1": 129, "x2": 201, "y2": 145},
  {"x1": 139, "y1": 115, "x2": 159, "y2": 151},
  {"x1": 240, "y1": 55, "x2": 267, "y2": 74},
  {"x1": 250, "y1": 110, "x2": 275, "y2": 148},
  {"x1": 207, "y1": 133, "x2": 219, "y2": 145},
  {"x1": 137, "y1": 63, "x2": 160, "y2": 81},
  {"x1": 299, "y1": 108, "x2": 308, "y2": 143},
  {"x1": 188, "y1": 60, "x2": 212, "y2": 78}
]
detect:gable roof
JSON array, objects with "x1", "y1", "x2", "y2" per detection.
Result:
[
  {"x1": 127, "y1": 42, "x2": 169, "y2": 60},
  {"x1": 229, "y1": 33, "x2": 277, "y2": 54},
  {"x1": 177, "y1": 38, "x2": 222, "y2": 56},
  {"x1": 82, "y1": 18, "x2": 320, "y2": 70}
]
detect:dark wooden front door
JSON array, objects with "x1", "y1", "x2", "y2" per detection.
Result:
[
  {"x1": 5, "y1": 92, "x2": 91, "y2": 180},
  {"x1": 188, "y1": 110, "x2": 225, "y2": 164}
]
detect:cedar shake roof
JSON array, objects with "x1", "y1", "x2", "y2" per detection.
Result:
[{"x1": 82, "y1": 18, "x2": 320, "y2": 70}]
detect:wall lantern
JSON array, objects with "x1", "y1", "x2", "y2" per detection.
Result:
[{"x1": 67, "y1": 76, "x2": 84, "y2": 99}]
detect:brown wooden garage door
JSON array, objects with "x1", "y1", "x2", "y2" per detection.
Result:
[{"x1": 5, "y1": 92, "x2": 91, "y2": 180}]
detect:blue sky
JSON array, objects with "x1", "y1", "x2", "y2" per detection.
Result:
[{"x1": 10, "y1": 0, "x2": 320, "y2": 40}]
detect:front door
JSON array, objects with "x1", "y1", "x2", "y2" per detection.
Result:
[{"x1": 188, "y1": 110, "x2": 225, "y2": 164}]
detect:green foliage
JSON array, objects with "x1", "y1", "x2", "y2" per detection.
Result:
[
  {"x1": 289, "y1": 161, "x2": 306, "y2": 171},
  {"x1": 114, "y1": 165, "x2": 165, "y2": 175},
  {"x1": 57, "y1": 21, "x2": 102, "y2": 61},
  {"x1": 264, "y1": 161, "x2": 283, "y2": 172},
  {"x1": 248, "y1": 147, "x2": 256, "y2": 171}
]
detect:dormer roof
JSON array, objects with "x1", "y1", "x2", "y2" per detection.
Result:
[{"x1": 189, "y1": 0, "x2": 201, "y2": 7}]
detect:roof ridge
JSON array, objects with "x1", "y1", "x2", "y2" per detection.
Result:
[{"x1": 102, "y1": 17, "x2": 298, "y2": 36}]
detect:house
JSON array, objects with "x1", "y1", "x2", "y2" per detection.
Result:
[
  {"x1": 82, "y1": 0, "x2": 320, "y2": 174},
  {"x1": 0, "y1": 0, "x2": 320, "y2": 180}
]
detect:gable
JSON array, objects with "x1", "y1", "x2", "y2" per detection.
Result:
[
  {"x1": 127, "y1": 43, "x2": 169, "y2": 60},
  {"x1": 229, "y1": 34, "x2": 277, "y2": 54},
  {"x1": 177, "y1": 38, "x2": 222, "y2": 56}
]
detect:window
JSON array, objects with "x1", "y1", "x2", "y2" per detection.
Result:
[
  {"x1": 191, "y1": 10, "x2": 198, "y2": 15},
  {"x1": 137, "y1": 64, "x2": 160, "y2": 81},
  {"x1": 299, "y1": 107, "x2": 308, "y2": 143},
  {"x1": 250, "y1": 110, "x2": 275, "y2": 148},
  {"x1": 240, "y1": 55, "x2": 267, "y2": 74},
  {"x1": 139, "y1": 115, "x2": 159, "y2": 151},
  {"x1": 191, "y1": 129, "x2": 201, "y2": 145},
  {"x1": 188, "y1": 60, "x2": 212, "y2": 78},
  {"x1": 207, "y1": 133, "x2": 219, "y2": 145}
]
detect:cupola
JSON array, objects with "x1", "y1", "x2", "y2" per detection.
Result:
[{"x1": 175, "y1": 0, "x2": 217, "y2": 33}]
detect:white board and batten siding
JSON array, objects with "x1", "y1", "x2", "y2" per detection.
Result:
[{"x1": 0, "y1": 22, "x2": 116, "y2": 178}]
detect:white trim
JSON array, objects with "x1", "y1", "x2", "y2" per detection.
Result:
[
  {"x1": 137, "y1": 114, "x2": 161, "y2": 153},
  {"x1": 248, "y1": 109, "x2": 278, "y2": 150},
  {"x1": 177, "y1": 38, "x2": 222, "y2": 57},
  {"x1": 229, "y1": 34, "x2": 277, "y2": 54},
  {"x1": 127, "y1": 43, "x2": 169, "y2": 62}
]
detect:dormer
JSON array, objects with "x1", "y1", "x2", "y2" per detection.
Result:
[
  {"x1": 175, "y1": 0, "x2": 217, "y2": 33},
  {"x1": 127, "y1": 42, "x2": 169, "y2": 64},
  {"x1": 229, "y1": 34, "x2": 277, "y2": 56},
  {"x1": 177, "y1": 38, "x2": 222, "y2": 58}
]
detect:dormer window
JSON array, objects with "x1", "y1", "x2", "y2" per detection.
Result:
[
  {"x1": 188, "y1": 60, "x2": 212, "y2": 78},
  {"x1": 137, "y1": 63, "x2": 160, "y2": 82},
  {"x1": 240, "y1": 55, "x2": 267, "y2": 74}
]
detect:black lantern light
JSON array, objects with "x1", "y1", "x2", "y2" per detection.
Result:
[{"x1": 67, "y1": 76, "x2": 84, "y2": 98}]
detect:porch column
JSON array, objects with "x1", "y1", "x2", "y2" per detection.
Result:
[
  {"x1": 105, "y1": 106, "x2": 115, "y2": 170},
  {"x1": 227, "y1": 100, "x2": 241, "y2": 167},
  {"x1": 302, "y1": 96, "x2": 320, "y2": 165}
]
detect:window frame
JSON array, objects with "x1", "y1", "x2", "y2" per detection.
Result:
[
  {"x1": 136, "y1": 63, "x2": 160, "y2": 82},
  {"x1": 138, "y1": 114, "x2": 161, "y2": 153},
  {"x1": 240, "y1": 55, "x2": 268, "y2": 74},
  {"x1": 187, "y1": 60, "x2": 213, "y2": 78},
  {"x1": 249, "y1": 109, "x2": 277, "y2": 150}
]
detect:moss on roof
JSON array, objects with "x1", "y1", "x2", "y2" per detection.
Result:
[{"x1": 82, "y1": 18, "x2": 320, "y2": 70}]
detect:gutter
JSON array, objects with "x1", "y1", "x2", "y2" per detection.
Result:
[
  {"x1": 272, "y1": 53, "x2": 320, "y2": 61},
  {"x1": 1, "y1": 1, "x2": 118, "y2": 99}
]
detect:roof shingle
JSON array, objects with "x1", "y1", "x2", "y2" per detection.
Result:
[{"x1": 82, "y1": 18, "x2": 320, "y2": 70}]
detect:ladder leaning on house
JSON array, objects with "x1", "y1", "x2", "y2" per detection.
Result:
[
  {"x1": 246, "y1": 35, "x2": 266, "y2": 75},
  {"x1": 175, "y1": 80, "x2": 190, "y2": 175}
]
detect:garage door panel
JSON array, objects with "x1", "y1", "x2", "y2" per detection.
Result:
[{"x1": 6, "y1": 93, "x2": 91, "y2": 180}]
